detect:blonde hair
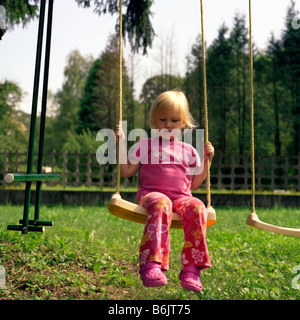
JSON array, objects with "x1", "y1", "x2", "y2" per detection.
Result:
[{"x1": 149, "y1": 90, "x2": 197, "y2": 129}]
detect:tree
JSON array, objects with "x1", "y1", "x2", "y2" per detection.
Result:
[
  {"x1": 3, "y1": 0, "x2": 155, "y2": 53},
  {"x1": 229, "y1": 13, "x2": 249, "y2": 155},
  {"x1": 63, "y1": 128, "x2": 99, "y2": 153},
  {"x1": 267, "y1": 36, "x2": 283, "y2": 156},
  {"x1": 0, "y1": 80, "x2": 22, "y2": 117},
  {"x1": 184, "y1": 35, "x2": 204, "y2": 128},
  {"x1": 254, "y1": 34, "x2": 286, "y2": 156},
  {"x1": 46, "y1": 50, "x2": 93, "y2": 152},
  {"x1": 253, "y1": 49, "x2": 281, "y2": 155},
  {"x1": 153, "y1": 28, "x2": 179, "y2": 89},
  {"x1": 207, "y1": 24, "x2": 234, "y2": 154},
  {"x1": 282, "y1": 0, "x2": 300, "y2": 154},
  {"x1": 0, "y1": 0, "x2": 39, "y2": 29},
  {"x1": 0, "y1": 80, "x2": 27, "y2": 152},
  {"x1": 185, "y1": 27, "x2": 234, "y2": 154},
  {"x1": 74, "y1": 0, "x2": 155, "y2": 54},
  {"x1": 77, "y1": 34, "x2": 134, "y2": 134}
]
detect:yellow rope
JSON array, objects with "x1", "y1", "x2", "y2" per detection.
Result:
[
  {"x1": 116, "y1": 0, "x2": 123, "y2": 194},
  {"x1": 200, "y1": 0, "x2": 211, "y2": 208},
  {"x1": 249, "y1": 0, "x2": 255, "y2": 213}
]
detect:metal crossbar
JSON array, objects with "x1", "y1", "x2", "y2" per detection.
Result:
[{"x1": 5, "y1": 173, "x2": 60, "y2": 183}]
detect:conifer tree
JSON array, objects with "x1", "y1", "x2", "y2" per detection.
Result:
[
  {"x1": 48, "y1": 50, "x2": 93, "y2": 152},
  {"x1": 282, "y1": 0, "x2": 300, "y2": 154},
  {"x1": 77, "y1": 35, "x2": 133, "y2": 134},
  {"x1": 3, "y1": 0, "x2": 155, "y2": 54},
  {"x1": 207, "y1": 23, "x2": 234, "y2": 154},
  {"x1": 229, "y1": 13, "x2": 249, "y2": 155}
]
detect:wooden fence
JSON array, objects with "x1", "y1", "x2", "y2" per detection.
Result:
[{"x1": 0, "y1": 150, "x2": 299, "y2": 191}]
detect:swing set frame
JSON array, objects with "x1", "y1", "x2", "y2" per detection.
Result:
[{"x1": 5, "y1": 0, "x2": 60, "y2": 234}]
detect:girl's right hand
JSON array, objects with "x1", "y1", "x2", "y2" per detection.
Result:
[{"x1": 115, "y1": 125, "x2": 125, "y2": 142}]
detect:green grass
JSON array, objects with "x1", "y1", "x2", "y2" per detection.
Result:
[{"x1": 0, "y1": 204, "x2": 300, "y2": 300}]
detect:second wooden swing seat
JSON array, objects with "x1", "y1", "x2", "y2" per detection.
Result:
[
  {"x1": 108, "y1": 0, "x2": 216, "y2": 229},
  {"x1": 245, "y1": 0, "x2": 300, "y2": 238}
]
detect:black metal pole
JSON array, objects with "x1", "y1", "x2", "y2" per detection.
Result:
[{"x1": 34, "y1": 0, "x2": 55, "y2": 224}]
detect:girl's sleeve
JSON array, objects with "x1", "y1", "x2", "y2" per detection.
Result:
[
  {"x1": 189, "y1": 146, "x2": 204, "y2": 175},
  {"x1": 128, "y1": 138, "x2": 149, "y2": 164}
]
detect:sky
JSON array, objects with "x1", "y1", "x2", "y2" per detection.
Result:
[{"x1": 0, "y1": 0, "x2": 299, "y2": 114}]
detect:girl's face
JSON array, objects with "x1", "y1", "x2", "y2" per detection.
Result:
[{"x1": 154, "y1": 110, "x2": 186, "y2": 139}]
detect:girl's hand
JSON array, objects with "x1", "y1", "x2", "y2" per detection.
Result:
[
  {"x1": 115, "y1": 125, "x2": 125, "y2": 142},
  {"x1": 204, "y1": 141, "x2": 214, "y2": 161},
  {"x1": 191, "y1": 141, "x2": 215, "y2": 189}
]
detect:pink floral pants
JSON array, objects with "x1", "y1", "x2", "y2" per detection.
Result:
[{"x1": 139, "y1": 192, "x2": 210, "y2": 272}]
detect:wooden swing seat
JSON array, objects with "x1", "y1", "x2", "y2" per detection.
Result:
[
  {"x1": 247, "y1": 212, "x2": 300, "y2": 237},
  {"x1": 108, "y1": 193, "x2": 216, "y2": 229}
]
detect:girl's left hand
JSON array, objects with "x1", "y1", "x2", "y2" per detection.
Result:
[{"x1": 205, "y1": 142, "x2": 214, "y2": 161}]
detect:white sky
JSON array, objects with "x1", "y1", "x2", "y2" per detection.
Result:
[{"x1": 0, "y1": 0, "x2": 299, "y2": 114}]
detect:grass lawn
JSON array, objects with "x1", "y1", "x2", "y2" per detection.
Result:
[{"x1": 0, "y1": 204, "x2": 299, "y2": 300}]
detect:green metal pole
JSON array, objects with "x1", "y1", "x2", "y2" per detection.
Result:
[
  {"x1": 35, "y1": 0, "x2": 55, "y2": 223},
  {"x1": 5, "y1": 173, "x2": 60, "y2": 183},
  {"x1": 21, "y1": 0, "x2": 46, "y2": 234}
]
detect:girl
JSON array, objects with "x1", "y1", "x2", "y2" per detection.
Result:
[{"x1": 115, "y1": 90, "x2": 214, "y2": 292}]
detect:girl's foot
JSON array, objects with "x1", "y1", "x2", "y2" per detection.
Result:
[
  {"x1": 140, "y1": 262, "x2": 167, "y2": 287},
  {"x1": 179, "y1": 266, "x2": 202, "y2": 292}
]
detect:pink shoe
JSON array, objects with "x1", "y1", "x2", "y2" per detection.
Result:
[
  {"x1": 140, "y1": 262, "x2": 167, "y2": 287},
  {"x1": 179, "y1": 266, "x2": 202, "y2": 292}
]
